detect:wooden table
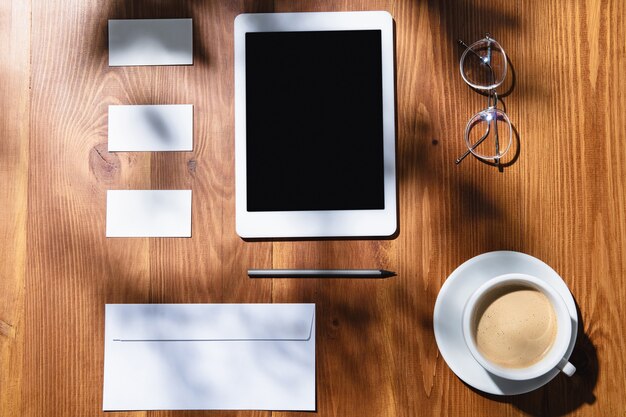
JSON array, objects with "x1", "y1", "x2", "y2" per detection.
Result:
[{"x1": 1, "y1": 1, "x2": 625, "y2": 416}]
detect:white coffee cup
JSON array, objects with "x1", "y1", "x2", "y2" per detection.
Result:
[{"x1": 462, "y1": 273, "x2": 576, "y2": 380}]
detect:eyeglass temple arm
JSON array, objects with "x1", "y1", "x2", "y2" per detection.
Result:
[
  {"x1": 489, "y1": 92, "x2": 500, "y2": 163},
  {"x1": 485, "y1": 39, "x2": 501, "y2": 163},
  {"x1": 493, "y1": 111, "x2": 500, "y2": 163},
  {"x1": 455, "y1": 122, "x2": 491, "y2": 164}
]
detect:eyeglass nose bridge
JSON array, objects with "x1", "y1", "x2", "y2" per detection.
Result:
[{"x1": 487, "y1": 91, "x2": 498, "y2": 109}]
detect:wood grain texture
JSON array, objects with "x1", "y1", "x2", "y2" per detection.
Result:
[
  {"x1": 0, "y1": 1, "x2": 30, "y2": 416},
  {"x1": 0, "y1": 0, "x2": 625, "y2": 416}
]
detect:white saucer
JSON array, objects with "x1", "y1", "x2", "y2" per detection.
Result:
[{"x1": 433, "y1": 251, "x2": 578, "y2": 395}]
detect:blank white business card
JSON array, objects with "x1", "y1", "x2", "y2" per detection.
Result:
[
  {"x1": 108, "y1": 104, "x2": 193, "y2": 152},
  {"x1": 109, "y1": 19, "x2": 193, "y2": 66},
  {"x1": 106, "y1": 190, "x2": 192, "y2": 237}
]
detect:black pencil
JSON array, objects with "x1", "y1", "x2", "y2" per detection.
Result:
[{"x1": 247, "y1": 269, "x2": 396, "y2": 278}]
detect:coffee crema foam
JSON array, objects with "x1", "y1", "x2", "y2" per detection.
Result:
[{"x1": 474, "y1": 286, "x2": 557, "y2": 369}]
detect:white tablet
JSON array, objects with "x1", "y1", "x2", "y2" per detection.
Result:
[{"x1": 234, "y1": 11, "x2": 396, "y2": 238}]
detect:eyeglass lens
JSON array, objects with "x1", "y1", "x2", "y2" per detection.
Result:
[
  {"x1": 465, "y1": 108, "x2": 511, "y2": 160},
  {"x1": 461, "y1": 38, "x2": 506, "y2": 90}
]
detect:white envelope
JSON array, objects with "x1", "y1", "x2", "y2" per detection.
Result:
[{"x1": 103, "y1": 304, "x2": 316, "y2": 411}]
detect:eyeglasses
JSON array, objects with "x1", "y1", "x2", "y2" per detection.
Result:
[{"x1": 455, "y1": 34, "x2": 512, "y2": 165}]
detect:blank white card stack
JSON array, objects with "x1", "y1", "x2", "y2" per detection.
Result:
[
  {"x1": 108, "y1": 104, "x2": 193, "y2": 152},
  {"x1": 108, "y1": 18, "x2": 193, "y2": 66},
  {"x1": 106, "y1": 190, "x2": 192, "y2": 238},
  {"x1": 106, "y1": 19, "x2": 194, "y2": 237}
]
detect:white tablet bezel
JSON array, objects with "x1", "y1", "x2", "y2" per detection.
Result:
[{"x1": 234, "y1": 11, "x2": 396, "y2": 238}]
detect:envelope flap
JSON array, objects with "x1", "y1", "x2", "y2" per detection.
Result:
[{"x1": 106, "y1": 303, "x2": 315, "y2": 341}]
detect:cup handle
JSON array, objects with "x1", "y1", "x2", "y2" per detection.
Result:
[{"x1": 558, "y1": 358, "x2": 576, "y2": 377}]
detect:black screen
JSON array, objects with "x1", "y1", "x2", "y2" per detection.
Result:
[{"x1": 245, "y1": 30, "x2": 385, "y2": 211}]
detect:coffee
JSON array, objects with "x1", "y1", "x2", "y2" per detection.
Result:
[{"x1": 473, "y1": 286, "x2": 557, "y2": 369}]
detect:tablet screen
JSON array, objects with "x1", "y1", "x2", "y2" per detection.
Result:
[{"x1": 245, "y1": 30, "x2": 385, "y2": 212}]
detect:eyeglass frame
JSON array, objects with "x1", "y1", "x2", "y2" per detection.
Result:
[{"x1": 455, "y1": 34, "x2": 512, "y2": 165}]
